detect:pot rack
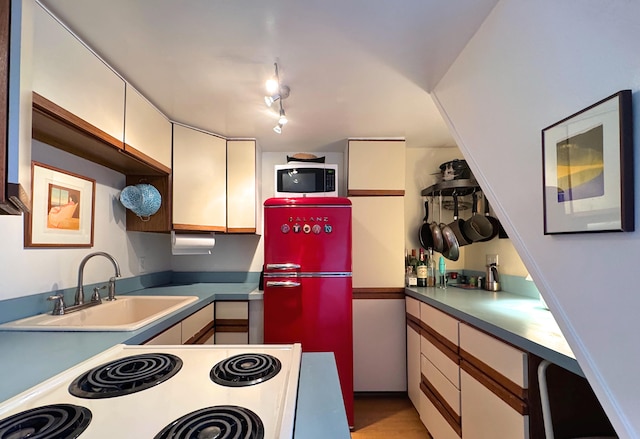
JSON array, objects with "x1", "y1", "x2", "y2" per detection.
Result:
[{"x1": 421, "y1": 178, "x2": 480, "y2": 197}]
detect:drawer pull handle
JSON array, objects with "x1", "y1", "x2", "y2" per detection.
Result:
[
  {"x1": 266, "y1": 263, "x2": 300, "y2": 270},
  {"x1": 266, "y1": 281, "x2": 301, "y2": 288}
]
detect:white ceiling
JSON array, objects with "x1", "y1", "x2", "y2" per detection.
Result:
[{"x1": 39, "y1": 0, "x2": 497, "y2": 153}]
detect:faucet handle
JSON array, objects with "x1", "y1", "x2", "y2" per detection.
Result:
[
  {"x1": 47, "y1": 295, "x2": 65, "y2": 315},
  {"x1": 91, "y1": 286, "x2": 105, "y2": 303}
]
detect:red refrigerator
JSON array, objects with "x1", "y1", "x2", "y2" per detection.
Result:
[{"x1": 263, "y1": 197, "x2": 354, "y2": 427}]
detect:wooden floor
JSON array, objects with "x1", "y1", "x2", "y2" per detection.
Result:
[{"x1": 351, "y1": 393, "x2": 429, "y2": 439}]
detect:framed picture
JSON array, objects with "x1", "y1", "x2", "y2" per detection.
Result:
[
  {"x1": 542, "y1": 90, "x2": 634, "y2": 234},
  {"x1": 25, "y1": 162, "x2": 96, "y2": 247}
]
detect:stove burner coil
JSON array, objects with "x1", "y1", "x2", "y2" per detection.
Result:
[
  {"x1": 210, "y1": 353, "x2": 281, "y2": 387},
  {"x1": 154, "y1": 406, "x2": 264, "y2": 439},
  {"x1": 68, "y1": 353, "x2": 182, "y2": 399},
  {"x1": 0, "y1": 404, "x2": 91, "y2": 439}
]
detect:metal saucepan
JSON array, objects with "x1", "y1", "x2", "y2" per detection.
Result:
[
  {"x1": 445, "y1": 194, "x2": 472, "y2": 248},
  {"x1": 439, "y1": 195, "x2": 460, "y2": 261},
  {"x1": 463, "y1": 192, "x2": 494, "y2": 242},
  {"x1": 477, "y1": 195, "x2": 500, "y2": 242},
  {"x1": 419, "y1": 200, "x2": 435, "y2": 250},
  {"x1": 429, "y1": 197, "x2": 444, "y2": 253}
]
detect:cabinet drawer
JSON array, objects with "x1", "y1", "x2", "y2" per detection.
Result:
[
  {"x1": 182, "y1": 304, "x2": 214, "y2": 344},
  {"x1": 420, "y1": 302, "x2": 459, "y2": 348},
  {"x1": 459, "y1": 323, "x2": 527, "y2": 388},
  {"x1": 406, "y1": 296, "x2": 420, "y2": 319},
  {"x1": 421, "y1": 354, "x2": 460, "y2": 416},
  {"x1": 215, "y1": 332, "x2": 249, "y2": 345},
  {"x1": 144, "y1": 323, "x2": 181, "y2": 345},
  {"x1": 421, "y1": 334, "x2": 460, "y2": 389},
  {"x1": 420, "y1": 391, "x2": 461, "y2": 439},
  {"x1": 215, "y1": 301, "x2": 249, "y2": 320}
]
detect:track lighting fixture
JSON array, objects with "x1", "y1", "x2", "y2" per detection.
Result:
[{"x1": 265, "y1": 62, "x2": 290, "y2": 133}]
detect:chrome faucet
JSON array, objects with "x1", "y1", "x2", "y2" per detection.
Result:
[{"x1": 75, "y1": 252, "x2": 121, "y2": 305}]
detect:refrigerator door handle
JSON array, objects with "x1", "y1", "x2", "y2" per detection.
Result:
[
  {"x1": 266, "y1": 263, "x2": 301, "y2": 270},
  {"x1": 266, "y1": 281, "x2": 301, "y2": 288}
]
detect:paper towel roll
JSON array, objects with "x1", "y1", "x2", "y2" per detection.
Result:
[{"x1": 171, "y1": 231, "x2": 216, "y2": 255}]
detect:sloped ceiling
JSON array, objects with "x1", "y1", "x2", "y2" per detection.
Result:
[{"x1": 38, "y1": 0, "x2": 497, "y2": 152}]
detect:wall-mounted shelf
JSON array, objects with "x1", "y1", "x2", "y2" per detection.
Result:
[{"x1": 421, "y1": 178, "x2": 480, "y2": 197}]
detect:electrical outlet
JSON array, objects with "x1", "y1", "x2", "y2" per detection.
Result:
[
  {"x1": 486, "y1": 254, "x2": 499, "y2": 266},
  {"x1": 139, "y1": 256, "x2": 146, "y2": 273}
]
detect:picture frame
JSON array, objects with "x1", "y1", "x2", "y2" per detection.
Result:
[
  {"x1": 25, "y1": 162, "x2": 96, "y2": 247},
  {"x1": 542, "y1": 90, "x2": 634, "y2": 234}
]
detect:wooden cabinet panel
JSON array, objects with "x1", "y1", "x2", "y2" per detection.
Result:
[
  {"x1": 124, "y1": 85, "x2": 171, "y2": 169},
  {"x1": 420, "y1": 302, "x2": 459, "y2": 348},
  {"x1": 33, "y1": 4, "x2": 125, "y2": 143},
  {"x1": 227, "y1": 139, "x2": 256, "y2": 233},
  {"x1": 422, "y1": 354, "x2": 460, "y2": 416},
  {"x1": 460, "y1": 323, "x2": 528, "y2": 388},
  {"x1": 215, "y1": 332, "x2": 248, "y2": 344},
  {"x1": 172, "y1": 124, "x2": 226, "y2": 230},
  {"x1": 215, "y1": 301, "x2": 249, "y2": 345},
  {"x1": 347, "y1": 140, "x2": 405, "y2": 191},
  {"x1": 461, "y1": 369, "x2": 528, "y2": 439},
  {"x1": 406, "y1": 296, "x2": 420, "y2": 319},
  {"x1": 350, "y1": 196, "x2": 405, "y2": 288},
  {"x1": 215, "y1": 301, "x2": 248, "y2": 319}
]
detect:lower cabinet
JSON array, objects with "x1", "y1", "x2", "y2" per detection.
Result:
[
  {"x1": 214, "y1": 301, "x2": 249, "y2": 344},
  {"x1": 459, "y1": 322, "x2": 530, "y2": 439},
  {"x1": 144, "y1": 303, "x2": 215, "y2": 345},
  {"x1": 406, "y1": 297, "x2": 421, "y2": 408}
]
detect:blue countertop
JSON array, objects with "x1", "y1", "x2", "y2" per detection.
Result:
[
  {"x1": 405, "y1": 285, "x2": 580, "y2": 376},
  {"x1": 0, "y1": 282, "x2": 350, "y2": 438}
]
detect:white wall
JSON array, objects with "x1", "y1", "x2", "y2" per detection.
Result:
[
  {"x1": 433, "y1": 1, "x2": 640, "y2": 436},
  {"x1": 0, "y1": 140, "x2": 171, "y2": 301}
]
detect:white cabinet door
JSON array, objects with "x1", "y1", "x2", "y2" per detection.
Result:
[
  {"x1": 353, "y1": 299, "x2": 406, "y2": 391},
  {"x1": 215, "y1": 301, "x2": 249, "y2": 344},
  {"x1": 461, "y1": 369, "x2": 528, "y2": 439},
  {"x1": 124, "y1": 85, "x2": 172, "y2": 169},
  {"x1": 144, "y1": 323, "x2": 181, "y2": 345},
  {"x1": 172, "y1": 124, "x2": 226, "y2": 230},
  {"x1": 227, "y1": 140, "x2": 256, "y2": 233},
  {"x1": 181, "y1": 304, "x2": 214, "y2": 343},
  {"x1": 350, "y1": 196, "x2": 405, "y2": 288},
  {"x1": 348, "y1": 140, "x2": 405, "y2": 191},
  {"x1": 33, "y1": 4, "x2": 125, "y2": 142}
]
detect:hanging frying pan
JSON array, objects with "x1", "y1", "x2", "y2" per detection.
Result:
[
  {"x1": 463, "y1": 192, "x2": 494, "y2": 242},
  {"x1": 477, "y1": 195, "x2": 500, "y2": 242},
  {"x1": 429, "y1": 197, "x2": 444, "y2": 253},
  {"x1": 445, "y1": 193, "x2": 472, "y2": 248},
  {"x1": 419, "y1": 200, "x2": 435, "y2": 250},
  {"x1": 439, "y1": 195, "x2": 460, "y2": 261}
]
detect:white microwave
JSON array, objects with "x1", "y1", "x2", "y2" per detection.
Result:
[{"x1": 274, "y1": 163, "x2": 338, "y2": 197}]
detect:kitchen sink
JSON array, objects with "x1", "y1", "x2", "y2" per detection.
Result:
[{"x1": 0, "y1": 295, "x2": 199, "y2": 332}]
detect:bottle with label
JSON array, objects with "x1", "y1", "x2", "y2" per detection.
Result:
[
  {"x1": 416, "y1": 248, "x2": 427, "y2": 287},
  {"x1": 427, "y1": 248, "x2": 436, "y2": 287}
]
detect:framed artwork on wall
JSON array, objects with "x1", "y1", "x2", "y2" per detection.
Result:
[
  {"x1": 24, "y1": 162, "x2": 95, "y2": 247},
  {"x1": 542, "y1": 90, "x2": 634, "y2": 234}
]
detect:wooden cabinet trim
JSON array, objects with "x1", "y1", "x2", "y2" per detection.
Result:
[
  {"x1": 32, "y1": 92, "x2": 168, "y2": 176},
  {"x1": 407, "y1": 315, "x2": 421, "y2": 334},
  {"x1": 184, "y1": 321, "x2": 215, "y2": 345},
  {"x1": 459, "y1": 346, "x2": 527, "y2": 399},
  {"x1": 420, "y1": 322, "x2": 459, "y2": 359},
  {"x1": 226, "y1": 227, "x2": 257, "y2": 234},
  {"x1": 348, "y1": 189, "x2": 405, "y2": 197},
  {"x1": 173, "y1": 223, "x2": 227, "y2": 233},
  {"x1": 353, "y1": 288, "x2": 405, "y2": 299},
  {"x1": 461, "y1": 359, "x2": 528, "y2": 415},
  {"x1": 420, "y1": 378, "x2": 462, "y2": 436},
  {"x1": 215, "y1": 318, "x2": 249, "y2": 330},
  {"x1": 124, "y1": 143, "x2": 171, "y2": 174}
]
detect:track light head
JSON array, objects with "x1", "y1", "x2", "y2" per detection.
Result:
[{"x1": 273, "y1": 123, "x2": 283, "y2": 134}]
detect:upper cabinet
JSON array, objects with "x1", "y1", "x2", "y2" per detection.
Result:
[
  {"x1": 227, "y1": 139, "x2": 257, "y2": 233},
  {"x1": 124, "y1": 85, "x2": 172, "y2": 171},
  {"x1": 32, "y1": 3, "x2": 125, "y2": 145},
  {"x1": 347, "y1": 139, "x2": 406, "y2": 194},
  {"x1": 172, "y1": 124, "x2": 227, "y2": 231}
]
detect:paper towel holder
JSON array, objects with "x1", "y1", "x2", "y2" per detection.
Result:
[{"x1": 171, "y1": 231, "x2": 216, "y2": 255}]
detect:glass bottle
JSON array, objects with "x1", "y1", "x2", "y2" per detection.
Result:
[
  {"x1": 416, "y1": 248, "x2": 427, "y2": 287},
  {"x1": 427, "y1": 248, "x2": 436, "y2": 287}
]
